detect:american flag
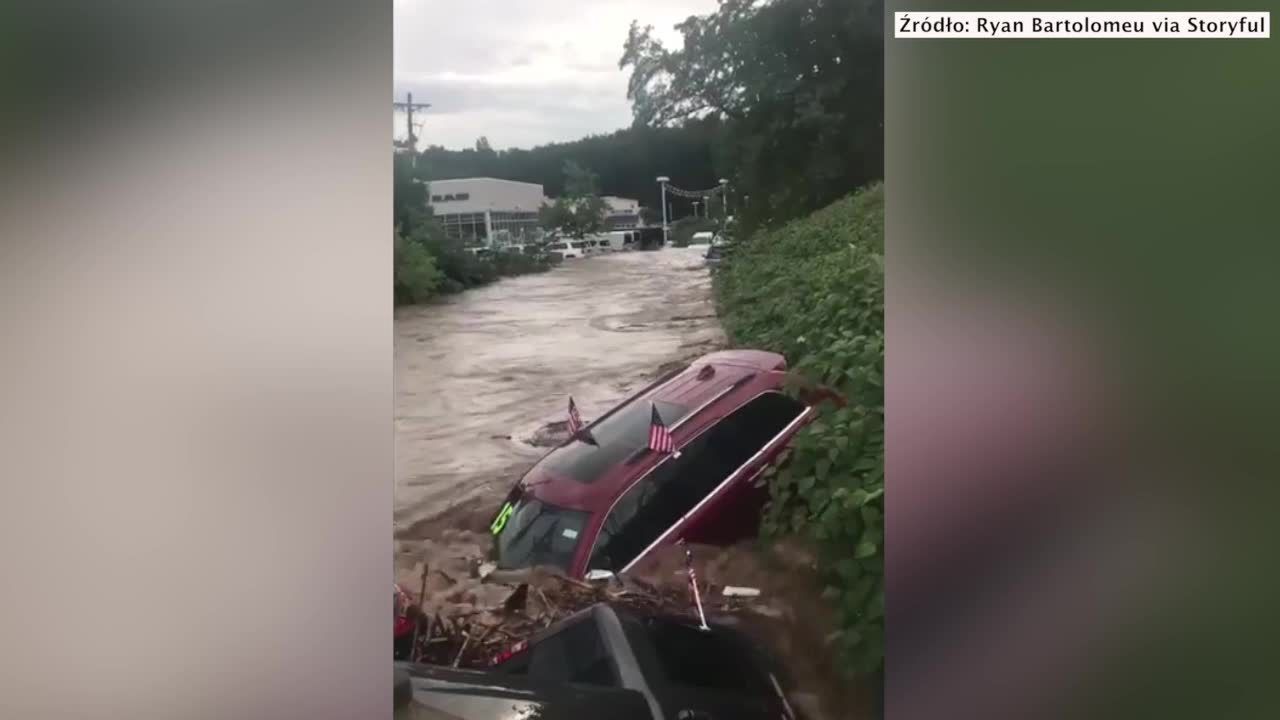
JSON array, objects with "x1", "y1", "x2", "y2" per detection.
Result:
[
  {"x1": 567, "y1": 396, "x2": 584, "y2": 435},
  {"x1": 648, "y1": 403, "x2": 675, "y2": 453}
]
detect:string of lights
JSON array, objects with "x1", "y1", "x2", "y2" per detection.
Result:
[{"x1": 663, "y1": 184, "x2": 727, "y2": 199}]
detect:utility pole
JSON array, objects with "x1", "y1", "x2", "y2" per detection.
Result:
[{"x1": 393, "y1": 92, "x2": 431, "y2": 162}]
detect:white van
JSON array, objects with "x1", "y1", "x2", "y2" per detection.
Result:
[{"x1": 599, "y1": 231, "x2": 631, "y2": 251}]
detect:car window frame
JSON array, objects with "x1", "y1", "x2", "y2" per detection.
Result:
[{"x1": 585, "y1": 389, "x2": 810, "y2": 574}]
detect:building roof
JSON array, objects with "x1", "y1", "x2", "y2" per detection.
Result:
[
  {"x1": 427, "y1": 177, "x2": 545, "y2": 214},
  {"x1": 429, "y1": 177, "x2": 542, "y2": 188}
]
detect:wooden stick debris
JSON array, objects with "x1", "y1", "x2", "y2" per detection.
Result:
[{"x1": 410, "y1": 562, "x2": 429, "y2": 662}]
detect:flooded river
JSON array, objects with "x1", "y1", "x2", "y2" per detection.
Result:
[
  {"x1": 394, "y1": 246, "x2": 724, "y2": 544},
  {"x1": 392, "y1": 246, "x2": 872, "y2": 720}
]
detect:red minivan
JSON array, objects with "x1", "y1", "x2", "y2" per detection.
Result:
[{"x1": 490, "y1": 350, "x2": 821, "y2": 579}]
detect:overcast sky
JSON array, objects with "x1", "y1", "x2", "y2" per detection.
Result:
[{"x1": 394, "y1": 0, "x2": 718, "y2": 151}]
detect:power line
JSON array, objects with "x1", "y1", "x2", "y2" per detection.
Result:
[{"x1": 393, "y1": 92, "x2": 431, "y2": 154}]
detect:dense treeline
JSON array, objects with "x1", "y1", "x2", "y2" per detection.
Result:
[{"x1": 418, "y1": 117, "x2": 725, "y2": 215}]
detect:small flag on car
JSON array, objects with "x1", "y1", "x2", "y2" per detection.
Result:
[
  {"x1": 648, "y1": 403, "x2": 676, "y2": 454},
  {"x1": 567, "y1": 396, "x2": 584, "y2": 435}
]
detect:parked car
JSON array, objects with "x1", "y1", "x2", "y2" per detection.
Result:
[
  {"x1": 691, "y1": 231, "x2": 715, "y2": 245},
  {"x1": 546, "y1": 240, "x2": 586, "y2": 260},
  {"x1": 489, "y1": 350, "x2": 828, "y2": 578},
  {"x1": 394, "y1": 603, "x2": 795, "y2": 720}
]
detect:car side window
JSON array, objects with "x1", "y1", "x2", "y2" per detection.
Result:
[
  {"x1": 589, "y1": 392, "x2": 806, "y2": 571},
  {"x1": 697, "y1": 391, "x2": 805, "y2": 484}
]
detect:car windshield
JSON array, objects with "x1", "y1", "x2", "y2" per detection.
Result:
[
  {"x1": 536, "y1": 399, "x2": 690, "y2": 484},
  {"x1": 548, "y1": 243, "x2": 567, "y2": 250},
  {"x1": 493, "y1": 497, "x2": 589, "y2": 571}
]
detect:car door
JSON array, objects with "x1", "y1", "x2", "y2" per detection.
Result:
[
  {"x1": 584, "y1": 394, "x2": 805, "y2": 573},
  {"x1": 586, "y1": 438, "x2": 720, "y2": 573},
  {"x1": 673, "y1": 391, "x2": 809, "y2": 546}
]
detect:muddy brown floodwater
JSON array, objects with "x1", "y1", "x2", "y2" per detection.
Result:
[
  {"x1": 394, "y1": 246, "x2": 724, "y2": 544},
  {"x1": 393, "y1": 246, "x2": 872, "y2": 720}
]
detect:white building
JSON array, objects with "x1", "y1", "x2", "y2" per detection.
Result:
[
  {"x1": 428, "y1": 178, "x2": 544, "y2": 246},
  {"x1": 601, "y1": 196, "x2": 642, "y2": 230}
]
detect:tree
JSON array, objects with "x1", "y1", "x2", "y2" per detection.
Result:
[
  {"x1": 538, "y1": 161, "x2": 609, "y2": 238},
  {"x1": 539, "y1": 198, "x2": 576, "y2": 236},
  {"x1": 475, "y1": 136, "x2": 493, "y2": 153},
  {"x1": 620, "y1": 0, "x2": 883, "y2": 230},
  {"x1": 563, "y1": 159, "x2": 600, "y2": 197},
  {"x1": 394, "y1": 227, "x2": 443, "y2": 305}
]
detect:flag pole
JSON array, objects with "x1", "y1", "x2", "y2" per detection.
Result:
[{"x1": 681, "y1": 541, "x2": 711, "y2": 631}]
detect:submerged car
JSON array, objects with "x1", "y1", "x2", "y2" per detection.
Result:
[
  {"x1": 490, "y1": 350, "x2": 823, "y2": 578},
  {"x1": 485, "y1": 603, "x2": 796, "y2": 720}
]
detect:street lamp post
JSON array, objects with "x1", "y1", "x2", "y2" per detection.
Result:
[
  {"x1": 656, "y1": 176, "x2": 670, "y2": 246},
  {"x1": 718, "y1": 178, "x2": 729, "y2": 234}
]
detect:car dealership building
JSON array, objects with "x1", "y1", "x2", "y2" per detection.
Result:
[{"x1": 427, "y1": 178, "x2": 544, "y2": 246}]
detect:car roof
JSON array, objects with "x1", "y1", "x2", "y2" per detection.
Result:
[{"x1": 517, "y1": 350, "x2": 787, "y2": 512}]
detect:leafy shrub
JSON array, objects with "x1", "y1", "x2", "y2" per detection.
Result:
[
  {"x1": 714, "y1": 182, "x2": 884, "y2": 673},
  {"x1": 394, "y1": 230, "x2": 443, "y2": 305}
]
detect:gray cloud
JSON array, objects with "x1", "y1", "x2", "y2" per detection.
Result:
[{"x1": 393, "y1": 0, "x2": 716, "y2": 150}]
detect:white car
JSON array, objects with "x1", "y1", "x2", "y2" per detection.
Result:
[{"x1": 546, "y1": 240, "x2": 587, "y2": 259}]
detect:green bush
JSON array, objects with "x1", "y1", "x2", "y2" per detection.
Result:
[
  {"x1": 394, "y1": 231, "x2": 443, "y2": 305},
  {"x1": 714, "y1": 182, "x2": 884, "y2": 673}
]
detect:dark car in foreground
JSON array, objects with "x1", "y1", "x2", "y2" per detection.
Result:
[
  {"x1": 490, "y1": 350, "x2": 823, "y2": 578},
  {"x1": 395, "y1": 603, "x2": 796, "y2": 720}
]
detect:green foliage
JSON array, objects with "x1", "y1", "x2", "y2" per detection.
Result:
[
  {"x1": 621, "y1": 0, "x2": 883, "y2": 231},
  {"x1": 394, "y1": 228, "x2": 443, "y2": 305},
  {"x1": 539, "y1": 199, "x2": 577, "y2": 235},
  {"x1": 540, "y1": 161, "x2": 609, "y2": 238},
  {"x1": 562, "y1": 160, "x2": 600, "y2": 197},
  {"x1": 716, "y1": 183, "x2": 884, "y2": 673}
]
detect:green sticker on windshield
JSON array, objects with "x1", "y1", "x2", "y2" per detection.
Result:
[{"x1": 490, "y1": 502, "x2": 515, "y2": 535}]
